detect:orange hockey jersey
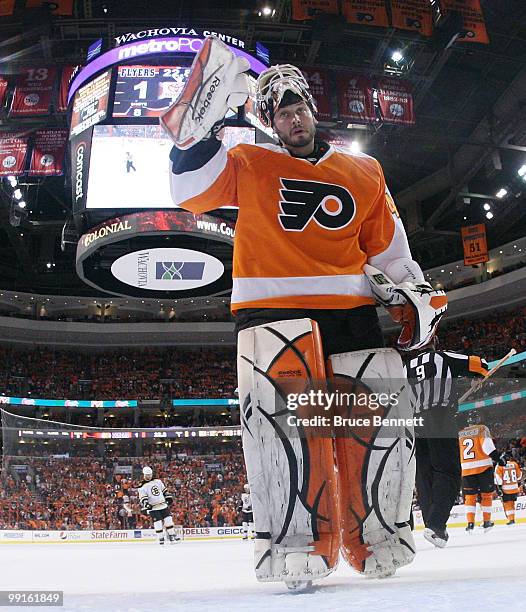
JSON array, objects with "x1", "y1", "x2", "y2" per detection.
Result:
[
  {"x1": 458, "y1": 424, "x2": 496, "y2": 476},
  {"x1": 170, "y1": 140, "x2": 416, "y2": 312},
  {"x1": 495, "y1": 460, "x2": 522, "y2": 494}
]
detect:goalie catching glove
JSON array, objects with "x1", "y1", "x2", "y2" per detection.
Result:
[
  {"x1": 160, "y1": 36, "x2": 250, "y2": 149},
  {"x1": 364, "y1": 263, "x2": 447, "y2": 351}
]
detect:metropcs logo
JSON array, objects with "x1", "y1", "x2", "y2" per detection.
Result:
[
  {"x1": 111, "y1": 247, "x2": 224, "y2": 291},
  {"x1": 278, "y1": 178, "x2": 356, "y2": 231}
]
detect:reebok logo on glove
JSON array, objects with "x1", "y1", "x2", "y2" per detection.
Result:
[{"x1": 194, "y1": 73, "x2": 222, "y2": 123}]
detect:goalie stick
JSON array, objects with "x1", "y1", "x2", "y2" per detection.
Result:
[{"x1": 458, "y1": 348, "x2": 517, "y2": 403}]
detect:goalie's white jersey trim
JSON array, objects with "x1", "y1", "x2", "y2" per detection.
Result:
[
  {"x1": 232, "y1": 273, "x2": 372, "y2": 303},
  {"x1": 169, "y1": 145, "x2": 228, "y2": 205}
]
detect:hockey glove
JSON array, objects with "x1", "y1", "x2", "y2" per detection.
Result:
[
  {"x1": 364, "y1": 263, "x2": 447, "y2": 351},
  {"x1": 165, "y1": 495, "x2": 174, "y2": 507},
  {"x1": 160, "y1": 36, "x2": 250, "y2": 149},
  {"x1": 141, "y1": 501, "x2": 152, "y2": 513}
]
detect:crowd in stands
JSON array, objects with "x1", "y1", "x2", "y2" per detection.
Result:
[
  {"x1": 1, "y1": 433, "x2": 524, "y2": 531},
  {"x1": 0, "y1": 442, "x2": 246, "y2": 531},
  {"x1": 0, "y1": 305, "x2": 525, "y2": 531},
  {"x1": 0, "y1": 305, "x2": 524, "y2": 402},
  {"x1": 437, "y1": 305, "x2": 526, "y2": 362},
  {"x1": 0, "y1": 347, "x2": 237, "y2": 400}
]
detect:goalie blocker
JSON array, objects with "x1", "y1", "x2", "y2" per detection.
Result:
[{"x1": 237, "y1": 318, "x2": 416, "y2": 589}]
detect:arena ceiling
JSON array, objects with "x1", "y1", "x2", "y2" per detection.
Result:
[{"x1": 0, "y1": 0, "x2": 525, "y2": 298}]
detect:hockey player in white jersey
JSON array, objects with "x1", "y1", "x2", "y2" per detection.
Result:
[
  {"x1": 239, "y1": 484, "x2": 254, "y2": 540},
  {"x1": 138, "y1": 466, "x2": 180, "y2": 545}
]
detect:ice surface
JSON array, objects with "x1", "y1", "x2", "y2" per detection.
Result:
[{"x1": 1, "y1": 525, "x2": 524, "y2": 612}]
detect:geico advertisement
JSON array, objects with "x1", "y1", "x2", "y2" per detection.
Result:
[{"x1": 0, "y1": 526, "x2": 246, "y2": 543}]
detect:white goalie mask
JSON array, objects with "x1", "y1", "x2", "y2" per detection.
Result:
[
  {"x1": 244, "y1": 484, "x2": 250, "y2": 493},
  {"x1": 255, "y1": 64, "x2": 317, "y2": 127}
]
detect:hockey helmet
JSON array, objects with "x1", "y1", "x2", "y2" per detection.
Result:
[
  {"x1": 388, "y1": 283, "x2": 448, "y2": 351},
  {"x1": 255, "y1": 64, "x2": 317, "y2": 128},
  {"x1": 142, "y1": 466, "x2": 153, "y2": 481},
  {"x1": 244, "y1": 484, "x2": 250, "y2": 493}
]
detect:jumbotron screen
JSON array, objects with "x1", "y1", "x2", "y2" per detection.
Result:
[
  {"x1": 112, "y1": 64, "x2": 236, "y2": 119},
  {"x1": 113, "y1": 65, "x2": 190, "y2": 118},
  {"x1": 85, "y1": 124, "x2": 255, "y2": 209}
]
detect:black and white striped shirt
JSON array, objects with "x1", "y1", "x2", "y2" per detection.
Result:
[{"x1": 404, "y1": 350, "x2": 488, "y2": 414}]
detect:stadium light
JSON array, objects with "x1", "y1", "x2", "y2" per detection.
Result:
[
  {"x1": 17, "y1": 200, "x2": 26, "y2": 209},
  {"x1": 262, "y1": 6, "x2": 272, "y2": 16},
  {"x1": 351, "y1": 140, "x2": 361, "y2": 153},
  {"x1": 483, "y1": 203, "x2": 491, "y2": 211},
  {"x1": 13, "y1": 189, "x2": 22, "y2": 200},
  {"x1": 486, "y1": 211, "x2": 494, "y2": 220},
  {"x1": 46, "y1": 262, "x2": 52, "y2": 269},
  {"x1": 518, "y1": 164, "x2": 526, "y2": 177},
  {"x1": 495, "y1": 188, "x2": 507, "y2": 199},
  {"x1": 391, "y1": 50, "x2": 404, "y2": 63},
  {"x1": 7, "y1": 176, "x2": 17, "y2": 187}
]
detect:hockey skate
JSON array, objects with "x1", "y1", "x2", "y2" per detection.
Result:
[
  {"x1": 168, "y1": 534, "x2": 180, "y2": 544},
  {"x1": 423, "y1": 527, "x2": 449, "y2": 549},
  {"x1": 285, "y1": 579, "x2": 313, "y2": 592},
  {"x1": 465, "y1": 522, "x2": 474, "y2": 533},
  {"x1": 482, "y1": 521, "x2": 494, "y2": 532},
  {"x1": 507, "y1": 519, "x2": 515, "y2": 525}
]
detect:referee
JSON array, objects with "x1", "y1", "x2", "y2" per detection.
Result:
[{"x1": 404, "y1": 346, "x2": 488, "y2": 548}]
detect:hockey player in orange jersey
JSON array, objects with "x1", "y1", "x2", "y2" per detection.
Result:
[
  {"x1": 495, "y1": 452, "x2": 523, "y2": 525},
  {"x1": 162, "y1": 37, "x2": 448, "y2": 590},
  {"x1": 459, "y1": 418, "x2": 505, "y2": 532}
]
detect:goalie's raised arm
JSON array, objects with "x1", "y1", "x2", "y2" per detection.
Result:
[{"x1": 160, "y1": 36, "x2": 250, "y2": 149}]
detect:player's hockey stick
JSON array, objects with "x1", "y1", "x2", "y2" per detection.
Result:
[{"x1": 458, "y1": 348, "x2": 517, "y2": 403}]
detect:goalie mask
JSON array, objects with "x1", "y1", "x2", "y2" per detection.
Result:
[
  {"x1": 255, "y1": 64, "x2": 317, "y2": 128},
  {"x1": 388, "y1": 283, "x2": 448, "y2": 351}
]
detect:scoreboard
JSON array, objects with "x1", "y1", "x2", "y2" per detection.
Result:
[
  {"x1": 67, "y1": 33, "x2": 268, "y2": 298},
  {"x1": 112, "y1": 65, "x2": 190, "y2": 118}
]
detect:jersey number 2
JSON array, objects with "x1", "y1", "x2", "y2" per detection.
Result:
[{"x1": 462, "y1": 438, "x2": 475, "y2": 459}]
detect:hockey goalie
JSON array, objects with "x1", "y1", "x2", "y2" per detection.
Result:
[{"x1": 162, "y1": 36, "x2": 448, "y2": 590}]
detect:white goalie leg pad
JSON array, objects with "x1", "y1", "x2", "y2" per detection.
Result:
[
  {"x1": 238, "y1": 318, "x2": 340, "y2": 585},
  {"x1": 329, "y1": 348, "x2": 416, "y2": 578}
]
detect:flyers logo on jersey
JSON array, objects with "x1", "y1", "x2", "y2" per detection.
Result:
[{"x1": 278, "y1": 178, "x2": 356, "y2": 231}]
